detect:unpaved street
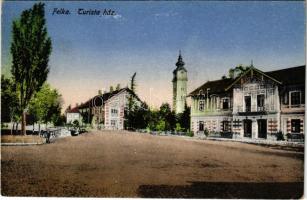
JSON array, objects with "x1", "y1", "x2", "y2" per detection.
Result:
[{"x1": 1, "y1": 130, "x2": 304, "y2": 198}]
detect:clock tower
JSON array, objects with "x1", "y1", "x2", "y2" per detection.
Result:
[{"x1": 172, "y1": 51, "x2": 188, "y2": 114}]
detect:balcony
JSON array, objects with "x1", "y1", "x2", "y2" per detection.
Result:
[
  {"x1": 281, "y1": 104, "x2": 305, "y2": 113},
  {"x1": 236, "y1": 105, "x2": 276, "y2": 115}
]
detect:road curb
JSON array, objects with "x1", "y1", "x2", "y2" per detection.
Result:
[{"x1": 1, "y1": 142, "x2": 44, "y2": 146}]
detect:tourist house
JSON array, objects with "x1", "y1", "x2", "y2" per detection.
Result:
[{"x1": 188, "y1": 65, "x2": 305, "y2": 140}]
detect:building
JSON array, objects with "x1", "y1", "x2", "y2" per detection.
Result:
[
  {"x1": 66, "y1": 107, "x2": 82, "y2": 124},
  {"x1": 172, "y1": 51, "x2": 188, "y2": 114},
  {"x1": 74, "y1": 87, "x2": 141, "y2": 130},
  {"x1": 188, "y1": 65, "x2": 305, "y2": 140}
]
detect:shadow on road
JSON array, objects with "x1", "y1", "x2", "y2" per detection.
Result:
[{"x1": 137, "y1": 181, "x2": 303, "y2": 199}]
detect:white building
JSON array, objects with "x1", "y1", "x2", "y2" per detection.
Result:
[
  {"x1": 189, "y1": 65, "x2": 305, "y2": 140},
  {"x1": 66, "y1": 107, "x2": 82, "y2": 124},
  {"x1": 76, "y1": 87, "x2": 141, "y2": 130}
]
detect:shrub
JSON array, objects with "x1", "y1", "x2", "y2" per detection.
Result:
[
  {"x1": 276, "y1": 131, "x2": 285, "y2": 141},
  {"x1": 204, "y1": 128, "x2": 209, "y2": 136},
  {"x1": 186, "y1": 130, "x2": 194, "y2": 137}
]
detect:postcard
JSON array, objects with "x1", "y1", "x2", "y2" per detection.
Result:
[{"x1": 1, "y1": 1, "x2": 305, "y2": 198}]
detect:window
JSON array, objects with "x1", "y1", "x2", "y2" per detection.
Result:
[
  {"x1": 290, "y1": 91, "x2": 301, "y2": 106},
  {"x1": 199, "y1": 100, "x2": 204, "y2": 111},
  {"x1": 199, "y1": 121, "x2": 204, "y2": 131},
  {"x1": 257, "y1": 94, "x2": 265, "y2": 111},
  {"x1": 245, "y1": 96, "x2": 251, "y2": 112},
  {"x1": 111, "y1": 108, "x2": 118, "y2": 116},
  {"x1": 291, "y1": 119, "x2": 300, "y2": 133},
  {"x1": 222, "y1": 121, "x2": 230, "y2": 132},
  {"x1": 111, "y1": 120, "x2": 116, "y2": 126},
  {"x1": 222, "y1": 98, "x2": 229, "y2": 110}
]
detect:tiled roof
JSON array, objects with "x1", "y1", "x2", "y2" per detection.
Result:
[
  {"x1": 265, "y1": 65, "x2": 305, "y2": 86},
  {"x1": 189, "y1": 65, "x2": 305, "y2": 96},
  {"x1": 66, "y1": 107, "x2": 80, "y2": 113},
  {"x1": 188, "y1": 78, "x2": 234, "y2": 96},
  {"x1": 77, "y1": 87, "x2": 141, "y2": 109}
]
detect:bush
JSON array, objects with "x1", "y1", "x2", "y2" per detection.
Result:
[
  {"x1": 186, "y1": 130, "x2": 194, "y2": 137},
  {"x1": 276, "y1": 131, "x2": 284, "y2": 141},
  {"x1": 204, "y1": 128, "x2": 209, "y2": 136}
]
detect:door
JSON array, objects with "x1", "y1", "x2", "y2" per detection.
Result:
[
  {"x1": 245, "y1": 96, "x2": 251, "y2": 112},
  {"x1": 243, "y1": 119, "x2": 252, "y2": 137},
  {"x1": 199, "y1": 121, "x2": 204, "y2": 131},
  {"x1": 257, "y1": 119, "x2": 267, "y2": 139}
]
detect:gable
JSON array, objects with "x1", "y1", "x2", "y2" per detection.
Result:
[{"x1": 225, "y1": 67, "x2": 282, "y2": 91}]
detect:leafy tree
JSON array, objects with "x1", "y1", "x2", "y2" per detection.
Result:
[
  {"x1": 177, "y1": 103, "x2": 190, "y2": 131},
  {"x1": 126, "y1": 102, "x2": 150, "y2": 130},
  {"x1": 156, "y1": 120, "x2": 166, "y2": 132},
  {"x1": 159, "y1": 103, "x2": 176, "y2": 131},
  {"x1": 109, "y1": 86, "x2": 114, "y2": 93},
  {"x1": 116, "y1": 84, "x2": 121, "y2": 91},
  {"x1": 1, "y1": 75, "x2": 21, "y2": 134},
  {"x1": 147, "y1": 109, "x2": 160, "y2": 131},
  {"x1": 80, "y1": 110, "x2": 93, "y2": 126},
  {"x1": 29, "y1": 84, "x2": 62, "y2": 132},
  {"x1": 228, "y1": 64, "x2": 248, "y2": 79},
  {"x1": 65, "y1": 104, "x2": 72, "y2": 114},
  {"x1": 10, "y1": 3, "x2": 52, "y2": 135}
]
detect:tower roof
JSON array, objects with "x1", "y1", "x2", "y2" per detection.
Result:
[{"x1": 173, "y1": 51, "x2": 187, "y2": 74}]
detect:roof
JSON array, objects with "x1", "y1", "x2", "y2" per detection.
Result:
[
  {"x1": 66, "y1": 107, "x2": 80, "y2": 113},
  {"x1": 189, "y1": 65, "x2": 306, "y2": 96},
  {"x1": 265, "y1": 65, "x2": 305, "y2": 86},
  {"x1": 77, "y1": 87, "x2": 141, "y2": 109},
  {"x1": 188, "y1": 78, "x2": 234, "y2": 96}
]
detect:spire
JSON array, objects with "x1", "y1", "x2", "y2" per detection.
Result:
[{"x1": 176, "y1": 50, "x2": 185, "y2": 67}]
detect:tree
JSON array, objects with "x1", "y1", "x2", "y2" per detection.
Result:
[
  {"x1": 109, "y1": 86, "x2": 114, "y2": 93},
  {"x1": 159, "y1": 103, "x2": 176, "y2": 131},
  {"x1": 228, "y1": 64, "x2": 248, "y2": 79},
  {"x1": 116, "y1": 84, "x2": 121, "y2": 91},
  {"x1": 29, "y1": 84, "x2": 62, "y2": 133},
  {"x1": 10, "y1": 3, "x2": 52, "y2": 135},
  {"x1": 177, "y1": 103, "x2": 190, "y2": 132},
  {"x1": 1, "y1": 75, "x2": 21, "y2": 134},
  {"x1": 130, "y1": 72, "x2": 136, "y2": 93}
]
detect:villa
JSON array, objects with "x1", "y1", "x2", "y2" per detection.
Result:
[{"x1": 188, "y1": 65, "x2": 305, "y2": 140}]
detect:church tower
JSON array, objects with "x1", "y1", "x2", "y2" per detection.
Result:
[{"x1": 172, "y1": 51, "x2": 188, "y2": 114}]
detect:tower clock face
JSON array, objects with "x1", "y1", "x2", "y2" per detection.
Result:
[{"x1": 177, "y1": 70, "x2": 187, "y2": 79}]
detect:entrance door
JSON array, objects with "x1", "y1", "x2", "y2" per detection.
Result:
[
  {"x1": 199, "y1": 121, "x2": 204, "y2": 131},
  {"x1": 245, "y1": 96, "x2": 251, "y2": 112},
  {"x1": 257, "y1": 119, "x2": 267, "y2": 139},
  {"x1": 243, "y1": 119, "x2": 252, "y2": 137}
]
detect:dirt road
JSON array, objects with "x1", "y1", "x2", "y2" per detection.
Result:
[{"x1": 1, "y1": 130, "x2": 304, "y2": 198}]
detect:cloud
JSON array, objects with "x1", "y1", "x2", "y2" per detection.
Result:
[
  {"x1": 102, "y1": 14, "x2": 125, "y2": 22},
  {"x1": 113, "y1": 14, "x2": 122, "y2": 20},
  {"x1": 154, "y1": 12, "x2": 178, "y2": 18}
]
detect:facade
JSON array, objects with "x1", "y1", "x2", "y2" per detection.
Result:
[
  {"x1": 172, "y1": 52, "x2": 188, "y2": 114},
  {"x1": 66, "y1": 107, "x2": 82, "y2": 124},
  {"x1": 189, "y1": 65, "x2": 305, "y2": 140},
  {"x1": 75, "y1": 87, "x2": 141, "y2": 130}
]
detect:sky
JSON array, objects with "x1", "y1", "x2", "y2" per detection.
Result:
[{"x1": 1, "y1": 1, "x2": 305, "y2": 110}]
